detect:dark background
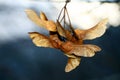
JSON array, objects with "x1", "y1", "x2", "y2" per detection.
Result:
[{"x1": 0, "y1": 0, "x2": 120, "y2": 80}]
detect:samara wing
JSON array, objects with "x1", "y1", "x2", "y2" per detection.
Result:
[
  {"x1": 68, "y1": 44, "x2": 101, "y2": 57},
  {"x1": 56, "y1": 20, "x2": 66, "y2": 38},
  {"x1": 29, "y1": 32, "x2": 53, "y2": 48},
  {"x1": 75, "y1": 18, "x2": 108, "y2": 40},
  {"x1": 25, "y1": 9, "x2": 56, "y2": 31},
  {"x1": 25, "y1": 10, "x2": 46, "y2": 27},
  {"x1": 65, "y1": 57, "x2": 81, "y2": 72},
  {"x1": 40, "y1": 12, "x2": 48, "y2": 21}
]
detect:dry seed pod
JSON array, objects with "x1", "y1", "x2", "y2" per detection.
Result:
[
  {"x1": 49, "y1": 34, "x2": 63, "y2": 49},
  {"x1": 29, "y1": 32, "x2": 53, "y2": 48},
  {"x1": 25, "y1": 9, "x2": 56, "y2": 31},
  {"x1": 65, "y1": 57, "x2": 81, "y2": 72},
  {"x1": 75, "y1": 18, "x2": 108, "y2": 40},
  {"x1": 60, "y1": 41, "x2": 74, "y2": 53},
  {"x1": 65, "y1": 30, "x2": 73, "y2": 41}
]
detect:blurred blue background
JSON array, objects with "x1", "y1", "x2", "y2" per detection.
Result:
[{"x1": 0, "y1": 0, "x2": 120, "y2": 80}]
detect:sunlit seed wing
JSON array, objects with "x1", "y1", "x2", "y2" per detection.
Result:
[
  {"x1": 25, "y1": 9, "x2": 56, "y2": 31},
  {"x1": 56, "y1": 20, "x2": 66, "y2": 38},
  {"x1": 65, "y1": 53, "x2": 77, "y2": 58},
  {"x1": 85, "y1": 44, "x2": 101, "y2": 52},
  {"x1": 75, "y1": 18, "x2": 108, "y2": 40},
  {"x1": 29, "y1": 32, "x2": 53, "y2": 48},
  {"x1": 68, "y1": 44, "x2": 101, "y2": 57},
  {"x1": 45, "y1": 20, "x2": 57, "y2": 32},
  {"x1": 25, "y1": 9, "x2": 46, "y2": 28},
  {"x1": 65, "y1": 57, "x2": 81, "y2": 72},
  {"x1": 40, "y1": 12, "x2": 48, "y2": 21}
]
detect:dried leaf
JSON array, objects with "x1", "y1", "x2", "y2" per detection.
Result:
[
  {"x1": 75, "y1": 18, "x2": 108, "y2": 40},
  {"x1": 29, "y1": 32, "x2": 53, "y2": 48},
  {"x1": 65, "y1": 57, "x2": 81, "y2": 72}
]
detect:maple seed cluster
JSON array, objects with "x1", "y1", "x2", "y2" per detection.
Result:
[{"x1": 25, "y1": 9, "x2": 108, "y2": 72}]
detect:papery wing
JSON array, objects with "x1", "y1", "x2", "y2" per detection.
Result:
[
  {"x1": 65, "y1": 54, "x2": 77, "y2": 58},
  {"x1": 65, "y1": 57, "x2": 81, "y2": 72},
  {"x1": 29, "y1": 32, "x2": 53, "y2": 48},
  {"x1": 56, "y1": 20, "x2": 77, "y2": 41},
  {"x1": 75, "y1": 18, "x2": 108, "y2": 40},
  {"x1": 25, "y1": 9, "x2": 46, "y2": 28},
  {"x1": 25, "y1": 9, "x2": 56, "y2": 31},
  {"x1": 45, "y1": 20, "x2": 57, "y2": 32},
  {"x1": 69, "y1": 44, "x2": 101, "y2": 57},
  {"x1": 40, "y1": 12, "x2": 48, "y2": 21},
  {"x1": 56, "y1": 20, "x2": 66, "y2": 38}
]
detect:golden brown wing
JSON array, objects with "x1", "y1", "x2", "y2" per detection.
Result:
[
  {"x1": 75, "y1": 18, "x2": 108, "y2": 40},
  {"x1": 65, "y1": 57, "x2": 81, "y2": 72},
  {"x1": 40, "y1": 12, "x2": 48, "y2": 21},
  {"x1": 29, "y1": 32, "x2": 53, "y2": 48},
  {"x1": 25, "y1": 9, "x2": 56, "y2": 31},
  {"x1": 25, "y1": 9, "x2": 46, "y2": 27},
  {"x1": 56, "y1": 20, "x2": 66, "y2": 38},
  {"x1": 68, "y1": 44, "x2": 101, "y2": 57}
]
